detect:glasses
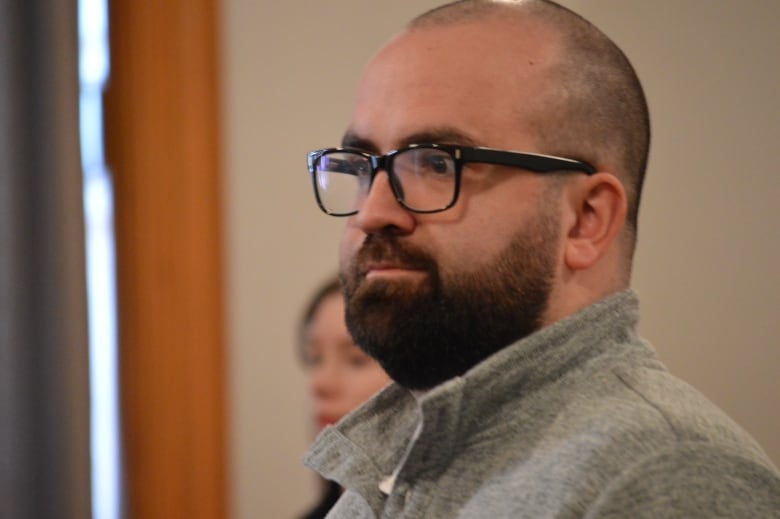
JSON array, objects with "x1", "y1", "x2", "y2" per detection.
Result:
[{"x1": 307, "y1": 143, "x2": 595, "y2": 216}]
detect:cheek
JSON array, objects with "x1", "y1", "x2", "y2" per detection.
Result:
[
  {"x1": 425, "y1": 222, "x2": 505, "y2": 277},
  {"x1": 440, "y1": 190, "x2": 546, "y2": 270},
  {"x1": 339, "y1": 226, "x2": 362, "y2": 267},
  {"x1": 348, "y1": 369, "x2": 391, "y2": 402}
]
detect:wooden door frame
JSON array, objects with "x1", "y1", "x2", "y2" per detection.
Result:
[{"x1": 104, "y1": 2, "x2": 226, "y2": 518}]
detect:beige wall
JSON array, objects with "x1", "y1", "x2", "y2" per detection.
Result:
[{"x1": 222, "y1": 1, "x2": 780, "y2": 517}]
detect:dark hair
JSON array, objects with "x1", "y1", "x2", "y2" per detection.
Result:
[
  {"x1": 297, "y1": 275, "x2": 342, "y2": 357},
  {"x1": 296, "y1": 278, "x2": 348, "y2": 519}
]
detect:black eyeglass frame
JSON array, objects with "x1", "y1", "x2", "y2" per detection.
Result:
[{"x1": 307, "y1": 143, "x2": 596, "y2": 216}]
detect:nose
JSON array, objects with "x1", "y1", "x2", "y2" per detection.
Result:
[
  {"x1": 353, "y1": 170, "x2": 416, "y2": 235},
  {"x1": 310, "y1": 361, "x2": 340, "y2": 400}
]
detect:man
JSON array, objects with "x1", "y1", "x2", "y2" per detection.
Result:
[{"x1": 303, "y1": 0, "x2": 780, "y2": 517}]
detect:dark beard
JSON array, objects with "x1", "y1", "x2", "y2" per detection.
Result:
[{"x1": 340, "y1": 208, "x2": 559, "y2": 390}]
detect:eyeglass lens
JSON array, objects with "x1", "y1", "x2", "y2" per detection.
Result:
[{"x1": 314, "y1": 148, "x2": 457, "y2": 214}]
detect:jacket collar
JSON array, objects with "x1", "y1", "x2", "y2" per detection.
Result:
[{"x1": 304, "y1": 290, "x2": 643, "y2": 506}]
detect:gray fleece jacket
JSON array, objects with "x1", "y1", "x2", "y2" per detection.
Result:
[{"x1": 303, "y1": 291, "x2": 780, "y2": 518}]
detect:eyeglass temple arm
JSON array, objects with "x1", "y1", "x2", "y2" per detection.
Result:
[{"x1": 458, "y1": 147, "x2": 595, "y2": 174}]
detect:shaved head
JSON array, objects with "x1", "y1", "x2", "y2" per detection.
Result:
[{"x1": 410, "y1": 0, "x2": 650, "y2": 257}]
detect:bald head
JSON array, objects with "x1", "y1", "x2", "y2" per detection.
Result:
[
  {"x1": 410, "y1": 0, "x2": 650, "y2": 256},
  {"x1": 335, "y1": 0, "x2": 644, "y2": 386}
]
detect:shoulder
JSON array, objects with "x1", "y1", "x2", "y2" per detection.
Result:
[
  {"x1": 608, "y1": 363, "x2": 770, "y2": 460},
  {"x1": 584, "y1": 442, "x2": 780, "y2": 518}
]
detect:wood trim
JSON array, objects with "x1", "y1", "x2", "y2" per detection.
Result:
[{"x1": 104, "y1": 1, "x2": 226, "y2": 518}]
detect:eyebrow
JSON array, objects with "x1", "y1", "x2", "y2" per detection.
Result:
[{"x1": 341, "y1": 126, "x2": 481, "y2": 153}]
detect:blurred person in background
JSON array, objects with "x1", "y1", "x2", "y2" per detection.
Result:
[{"x1": 296, "y1": 276, "x2": 391, "y2": 519}]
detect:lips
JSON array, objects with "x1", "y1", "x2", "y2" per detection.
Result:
[
  {"x1": 316, "y1": 413, "x2": 339, "y2": 430},
  {"x1": 343, "y1": 236, "x2": 436, "y2": 299},
  {"x1": 362, "y1": 261, "x2": 425, "y2": 277},
  {"x1": 355, "y1": 238, "x2": 432, "y2": 276},
  {"x1": 358, "y1": 251, "x2": 421, "y2": 275},
  {"x1": 362, "y1": 260, "x2": 399, "y2": 274}
]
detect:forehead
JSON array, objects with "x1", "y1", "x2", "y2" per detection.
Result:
[
  {"x1": 348, "y1": 17, "x2": 560, "y2": 151},
  {"x1": 309, "y1": 293, "x2": 343, "y2": 326}
]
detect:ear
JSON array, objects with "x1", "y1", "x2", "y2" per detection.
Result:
[{"x1": 562, "y1": 173, "x2": 627, "y2": 271}]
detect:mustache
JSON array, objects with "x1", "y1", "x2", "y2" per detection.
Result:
[{"x1": 354, "y1": 234, "x2": 436, "y2": 273}]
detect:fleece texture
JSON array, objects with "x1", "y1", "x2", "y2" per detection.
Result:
[{"x1": 303, "y1": 291, "x2": 780, "y2": 518}]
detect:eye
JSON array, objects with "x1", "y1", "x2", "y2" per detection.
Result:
[
  {"x1": 344, "y1": 344, "x2": 373, "y2": 368},
  {"x1": 426, "y1": 155, "x2": 450, "y2": 174},
  {"x1": 302, "y1": 350, "x2": 322, "y2": 368},
  {"x1": 350, "y1": 159, "x2": 371, "y2": 176},
  {"x1": 348, "y1": 354, "x2": 371, "y2": 368},
  {"x1": 321, "y1": 154, "x2": 370, "y2": 177},
  {"x1": 418, "y1": 151, "x2": 454, "y2": 178}
]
